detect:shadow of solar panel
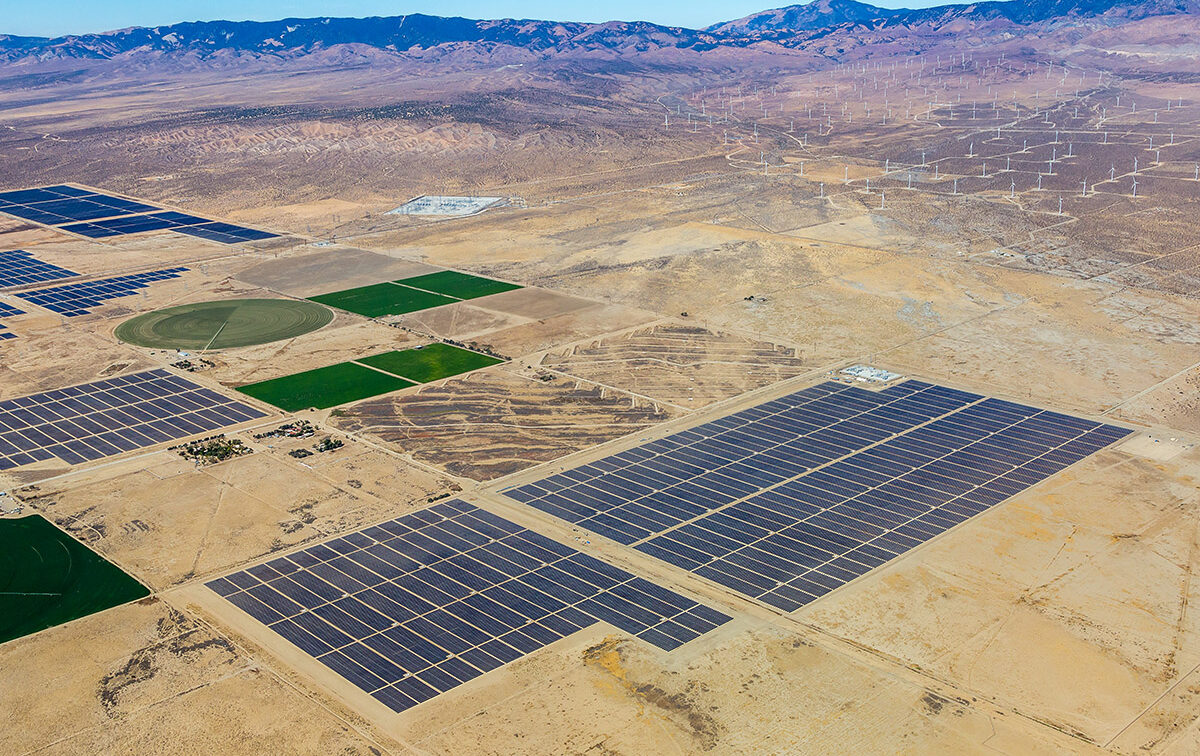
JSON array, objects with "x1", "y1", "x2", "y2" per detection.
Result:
[
  {"x1": 0, "y1": 368, "x2": 266, "y2": 470},
  {"x1": 503, "y1": 380, "x2": 1133, "y2": 613},
  {"x1": 208, "y1": 500, "x2": 731, "y2": 713}
]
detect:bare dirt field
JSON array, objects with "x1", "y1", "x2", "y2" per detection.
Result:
[
  {"x1": 538, "y1": 321, "x2": 813, "y2": 408},
  {"x1": 12, "y1": 439, "x2": 449, "y2": 590},
  {"x1": 0, "y1": 597, "x2": 390, "y2": 756},
  {"x1": 328, "y1": 364, "x2": 680, "y2": 481},
  {"x1": 234, "y1": 246, "x2": 438, "y2": 297}
]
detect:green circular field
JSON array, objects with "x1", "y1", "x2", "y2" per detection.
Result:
[{"x1": 115, "y1": 298, "x2": 333, "y2": 350}]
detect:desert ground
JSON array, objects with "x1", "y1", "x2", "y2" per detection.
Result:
[{"x1": 2, "y1": 29, "x2": 1200, "y2": 756}]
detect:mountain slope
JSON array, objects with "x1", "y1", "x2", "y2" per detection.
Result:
[
  {"x1": 707, "y1": 0, "x2": 898, "y2": 34},
  {"x1": 0, "y1": 14, "x2": 717, "y2": 62}
]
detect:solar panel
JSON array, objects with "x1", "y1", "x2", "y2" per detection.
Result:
[
  {"x1": 0, "y1": 368, "x2": 267, "y2": 471},
  {"x1": 502, "y1": 380, "x2": 1133, "y2": 612},
  {"x1": 0, "y1": 250, "x2": 78, "y2": 289},
  {"x1": 175, "y1": 222, "x2": 279, "y2": 245},
  {"x1": 15, "y1": 267, "x2": 188, "y2": 316},
  {"x1": 0, "y1": 185, "x2": 278, "y2": 243},
  {"x1": 0, "y1": 298, "x2": 24, "y2": 341},
  {"x1": 0, "y1": 186, "x2": 89, "y2": 205},
  {"x1": 209, "y1": 500, "x2": 732, "y2": 712}
]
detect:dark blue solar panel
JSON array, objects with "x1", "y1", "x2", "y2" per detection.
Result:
[
  {"x1": 0, "y1": 186, "x2": 277, "y2": 242},
  {"x1": 59, "y1": 222, "x2": 124, "y2": 239},
  {"x1": 503, "y1": 379, "x2": 1133, "y2": 614},
  {"x1": 208, "y1": 500, "x2": 731, "y2": 713},
  {"x1": 0, "y1": 186, "x2": 87, "y2": 204},
  {"x1": 175, "y1": 222, "x2": 279, "y2": 245},
  {"x1": 0, "y1": 205, "x2": 75, "y2": 225},
  {"x1": 15, "y1": 267, "x2": 187, "y2": 316},
  {"x1": 0, "y1": 250, "x2": 78, "y2": 289}
]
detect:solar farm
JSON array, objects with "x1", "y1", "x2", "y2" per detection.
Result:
[
  {"x1": 502, "y1": 380, "x2": 1131, "y2": 611},
  {"x1": 0, "y1": 250, "x2": 77, "y2": 288},
  {"x1": 0, "y1": 185, "x2": 279, "y2": 244},
  {"x1": 0, "y1": 369, "x2": 265, "y2": 470},
  {"x1": 15, "y1": 267, "x2": 188, "y2": 316},
  {"x1": 0, "y1": 180, "x2": 1178, "y2": 748},
  {"x1": 209, "y1": 499, "x2": 731, "y2": 712}
]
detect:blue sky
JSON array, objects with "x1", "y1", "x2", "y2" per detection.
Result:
[{"x1": 6, "y1": 0, "x2": 961, "y2": 38}]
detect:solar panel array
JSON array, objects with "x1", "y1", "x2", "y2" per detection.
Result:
[
  {"x1": 15, "y1": 267, "x2": 187, "y2": 316},
  {"x1": 0, "y1": 299, "x2": 24, "y2": 341},
  {"x1": 503, "y1": 380, "x2": 1132, "y2": 612},
  {"x1": 0, "y1": 185, "x2": 278, "y2": 245},
  {"x1": 0, "y1": 250, "x2": 78, "y2": 288},
  {"x1": 0, "y1": 185, "x2": 155, "y2": 224},
  {"x1": 0, "y1": 368, "x2": 267, "y2": 470},
  {"x1": 209, "y1": 499, "x2": 732, "y2": 713},
  {"x1": 174, "y1": 221, "x2": 278, "y2": 245}
]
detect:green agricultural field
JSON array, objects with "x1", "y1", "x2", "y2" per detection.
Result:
[
  {"x1": 358, "y1": 343, "x2": 504, "y2": 383},
  {"x1": 307, "y1": 282, "x2": 456, "y2": 318},
  {"x1": 395, "y1": 270, "x2": 522, "y2": 300},
  {"x1": 237, "y1": 361, "x2": 415, "y2": 411},
  {"x1": 0, "y1": 515, "x2": 149, "y2": 644},
  {"x1": 115, "y1": 298, "x2": 333, "y2": 350}
]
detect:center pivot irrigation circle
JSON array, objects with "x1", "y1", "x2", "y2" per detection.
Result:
[{"x1": 115, "y1": 298, "x2": 334, "y2": 350}]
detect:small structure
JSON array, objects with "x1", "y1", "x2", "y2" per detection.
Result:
[
  {"x1": 839, "y1": 364, "x2": 902, "y2": 383},
  {"x1": 388, "y1": 196, "x2": 509, "y2": 217}
]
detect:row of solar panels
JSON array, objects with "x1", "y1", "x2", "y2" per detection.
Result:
[
  {"x1": 13, "y1": 267, "x2": 187, "y2": 316},
  {"x1": 0, "y1": 368, "x2": 266, "y2": 471},
  {"x1": 0, "y1": 250, "x2": 78, "y2": 289},
  {"x1": 0, "y1": 184, "x2": 277, "y2": 245},
  {"x1": 0, "y1": 298, "x2": 24, "y2": 342},
  {"x1": 210, "y1": 499, "x2": 732, "y2": 713},
  {"x1": 504, "y1": 380, "x2": 1132, "y2": 612}
]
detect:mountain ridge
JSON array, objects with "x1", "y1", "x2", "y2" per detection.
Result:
[{"x1": 1, "y1": 0, "x2": 1195, "y2": 64}]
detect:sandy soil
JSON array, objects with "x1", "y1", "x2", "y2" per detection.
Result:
[
  {"x1": 538, "y1": 321, "x2": 813, "y2": 408},
  {"x1": 0, "y1": 597, "x2": 390, "y2": 756},
  {"x1": 13, "y1": 439, "x2": 449, "y2": 590}
]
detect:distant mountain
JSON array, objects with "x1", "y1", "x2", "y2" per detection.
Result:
[
  {"x1": 716, "y1": 0, "x2": 1200, "y2": 34},
  {"x1": 0, "y1": 0, "x2": 1196, "y2": 65},
  {"x1": 708, "y1": 0, "x2": 899, "y2": 35},
  {"x1": 0, "y1": 15, "x2": 716, "y2": 62}
]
